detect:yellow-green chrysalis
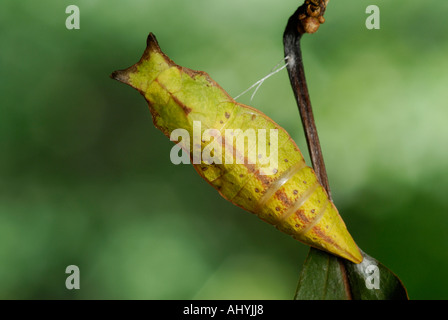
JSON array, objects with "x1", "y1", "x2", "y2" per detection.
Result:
[{"x1": 111, "y1": 33, "x2": 362, "y2": 264}]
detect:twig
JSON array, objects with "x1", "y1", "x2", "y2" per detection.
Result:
[
  {"x1": 283, "y1": 0, "x2": 331, "y2": 199},
  {"x1": 283, "y1": 0, "x2": 353, "y2": 299}
]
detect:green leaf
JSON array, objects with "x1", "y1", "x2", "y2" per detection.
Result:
[{"x1": 295, "y1": 248, "x2": 408, "y2": 300}]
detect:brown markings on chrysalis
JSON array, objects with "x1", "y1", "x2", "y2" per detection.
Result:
[
  {"x1": 254, "y1": 161, "x2": 306, "y2": 214},
  {"x1": 296, "y1": 209, "x2": 310, "y2": 224},
  {"x1": 154, "y1": 78, "x2": 192, "y2": 115},
  {"x1": 296, "y1": 199, "x2": 329, "y2": 237},
  {"x1": 279, "y1": 182, "x2": 318, "y2": 223},
  {"x1": 173, "y1": 95, "x2": 192, "y2": 115},
  {"x1": 274, "y1": 189, "x2": 293, "y2": 211},
  {"x1": 245, "y1": 163, "x2": 271, "y2": 186},
  {"x1": 307, "y1": 222, "x2": 359, "y2": 262}
]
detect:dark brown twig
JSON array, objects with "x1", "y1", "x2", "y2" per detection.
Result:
[{"x1": 283, "y1": 0, "x2": 331, "y2": 199}]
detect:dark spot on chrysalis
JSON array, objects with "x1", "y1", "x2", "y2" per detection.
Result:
[
  {"x1": 303, "y1": 181, "x2": 307, "y2": 184},
  {"x1": 248, "y1": 197, "x2": 252, "y2": 201},
  {"x1": 251, "y1": 114, "x2": 256, "y2": 120},
  {"x1": 275, "y1": 207, "x2": 280, "y2": 211},
  {"x1": 255, "y1": 188, "x2": 260, "y2": 193},
  {"x1": 239, "y1": 174, "x2": 244, "y2": 178},
  {"x1": 284, "y1": 159, "x2": 288, "y2": 162},
  {"x1": 225, "y1": 112, "x2": 230, "y2": 119},
  {"x1": 295, "y1": 224, "x2": 299, "y2": 228},
  {"x1": 311, "y1": 209, "x2": 315, "y2": 213},
  {"x1": 293, "y1": 190, "x2": 298, "y2": 195},
  {"x1": 201, "y1": 167, "x2": 208, "y2": 171},
  {"x1": 220, "y1": 120, "x2": 223, "y2": 124},
  {"x1": 326, "y1": 225, "x2": 329, "y2": 229}
]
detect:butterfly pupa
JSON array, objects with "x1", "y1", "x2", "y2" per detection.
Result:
[{"x1": 111, "y1": 33, "x2": 363, "y2": 264}]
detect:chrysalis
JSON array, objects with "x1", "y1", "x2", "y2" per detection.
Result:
[{"x1": 111, "y1": 33, "x2": 363, "y2": 264}]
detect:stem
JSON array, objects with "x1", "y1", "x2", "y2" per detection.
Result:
[
  {"x1": 283, "y1": 0, "x2": 353, "y2": 299},
  {"x1": 283, "y1": 1, "x2": 331, "y2": 199}
]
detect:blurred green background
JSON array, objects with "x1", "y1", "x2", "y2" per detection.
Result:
[{"x1": 1, "y1": 0, "x2": 447, "y2": 299}]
